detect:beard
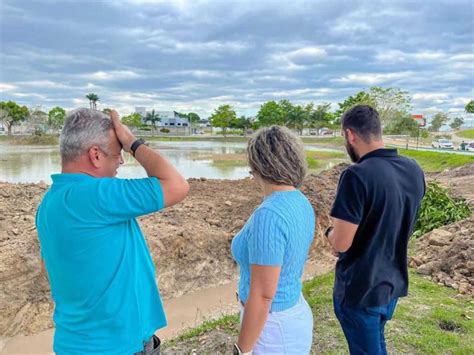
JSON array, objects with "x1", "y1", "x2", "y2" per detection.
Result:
[{"x1": 345, "y1": 140, "x2": 360, "y2": 163}]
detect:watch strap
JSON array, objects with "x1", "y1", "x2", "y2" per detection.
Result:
[{"x1": 130, "y1": 138, "x2": 145, "y2": 156}]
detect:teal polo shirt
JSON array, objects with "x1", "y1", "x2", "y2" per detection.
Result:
[{"x1": 36, "y1": 173, "x2": 167, "y2": 354}]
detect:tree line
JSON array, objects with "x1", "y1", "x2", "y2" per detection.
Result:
[{"x1": 1, "y1": 90, "x2": 473, "y2": 136}]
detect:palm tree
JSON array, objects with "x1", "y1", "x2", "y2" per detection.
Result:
[
  {"x1": 85, "y1": 93, "x2": 99, "y2": 110},
  {"x1": 145, "y1": 110, "x2": 161, "y2": 133}
]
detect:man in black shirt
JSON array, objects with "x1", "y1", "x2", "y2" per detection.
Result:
[{"x1": 326, "y1": 105, "x2": 425, "y2": 354}]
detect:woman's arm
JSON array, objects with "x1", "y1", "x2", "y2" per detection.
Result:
[{"x1": 237, "y1": 264, "x2": 281, "y2": 352}]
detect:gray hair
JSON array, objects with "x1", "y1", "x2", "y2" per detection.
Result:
[
  {"x1": 247, "y1": 126, "x2": 307, "y2": 188},
  {"x1": 60, "y1": 108, "x2": 113, "y2": 162}
]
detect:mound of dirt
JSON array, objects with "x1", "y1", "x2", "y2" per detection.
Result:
[
  {"x1": 0, "y1": 164, "x2": 346, "y2": 337},
  {"x1": 410, "y1": 215, "x2": 474, "y2": 295},
  {"x1": 429, "y1": 163, "x2": 474, "y2": 206}
]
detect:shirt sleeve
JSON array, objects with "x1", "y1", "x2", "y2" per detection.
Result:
[
  {"x1": 248, "y1": 208, "x2": 288, "y2": 266},
  {"x1": 330, "y1": 169, "x2": 365, "y2": 225}
]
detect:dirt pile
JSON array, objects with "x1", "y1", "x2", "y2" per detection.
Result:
[
  {"x1": 429, "y1": 162, "x2": 474, "y2": 206},
  {"x1": 0, "y1": 164, "x2": 346, "y2": 337},
  {"x1": 410, "y1": 215, "x2": 473, "y2": 295}
]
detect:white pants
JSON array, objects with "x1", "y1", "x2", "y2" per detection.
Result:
[{"x1": 240, "y1": 293, "x2": 313, "y2": 355}]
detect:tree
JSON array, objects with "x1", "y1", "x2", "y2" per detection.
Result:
[
  {"x1": 145, "y1": 110, "x2": 160, "y2": 132},
  {"x1": 335, "y1": 91, "x2": 375, "y2": 123},
  {"x1": 450, "y1": 117, "x2": 464, "y2": 130},
  {"x1": 255, "y1": 101, "x2": 285, "y2": 127},
  {"x1": 121, "y1": 113, "x2": 143, "y2": 130},
  {"x1": 27, "y1": 107, "x2": 48, "y2": 134},
  {"x1": 230, "y1": 115, "x2": 252, "y2": 135},
  {"x1": 465, "y1": 100, "x2": 474, "y2": 113},
  {"x1": 48, "y1": 107, "x2": 66, "y2": 130},
  {"x1": 187, "y1": 112, "x2": 200, "y2": 124},
  {"x1": 384, "y1": 112, "x2": 419, "y2": 137},
  {"x1": 280, "y1": 100, "x2": 306, "y2": 135},
  {"x1": 209, "y1": 104, "x2": 236, "y2": 137},
  {"x1": 369, "y1": 86, "x2": 411, "y2": 125},
  {"x1": 429, "y1": 112, "x2": 449, "y2": 132},
  {"x1": 0, "y1": 100, "x2": 29, "y2": 135},
  {"x1": 85, "y1": 93, "x2": 99, "y2": 109},
  {"x1": 307, "y1": 103, "x2": 332, "y2": 131},
  {"x1": 335, "y1": 87, "x2": 411, "y2": 126}
]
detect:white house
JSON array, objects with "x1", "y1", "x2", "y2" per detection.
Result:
[{"x1": 135, "y1": 107, "x2": 189, "y2": 127}]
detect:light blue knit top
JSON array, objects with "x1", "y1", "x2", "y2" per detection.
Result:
[{"x1": 231, "y1": 189, "x2": 315, "y2": 312}]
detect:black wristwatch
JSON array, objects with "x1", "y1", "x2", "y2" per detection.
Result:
[
  {"x1": 325, "y1": 226, "x2": 334, "y2": 238},
  {"x1": 130, "y1": 138, "x2": 145, "y2": 156}
]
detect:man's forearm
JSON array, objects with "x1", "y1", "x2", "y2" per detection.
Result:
[
  {"x1": 133, "y1": 144, "x2": 189, "y2": 207},
  {"x1": 134, "y1": 144, "x2": 181, "y2": 181}
]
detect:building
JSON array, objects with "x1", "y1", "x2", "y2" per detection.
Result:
[{"x1": 135, "y1": 107, "x2": 189, "y2": 127}]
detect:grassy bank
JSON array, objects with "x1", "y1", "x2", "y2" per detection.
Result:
[
  {"x1": 144, "y1": 135, "x2": 345, "y2": 147},
  {"x1": 457, "y1": 129, "x2": 474, "y2": 139},
  {"x1": 306, "y1": 150, "x2": 347, "y2": 169},
  {"x1": 0, "y1": 134, "x2": 59, "y2": 145},
  {"x1": 163, "y1": 271, "x2": 473, "y2": 354},
  {"x1": 398, "y1": 149, "x2": 474, "y2": 172}
]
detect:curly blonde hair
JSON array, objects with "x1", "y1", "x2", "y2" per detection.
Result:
[{"x1": 247, "y1": 126, "x2": 307, "y2": 187}]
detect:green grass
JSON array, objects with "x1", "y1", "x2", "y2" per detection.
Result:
[
  {"x1": 164, "y1": 271, "x2": 473, "y2": 354},
  {"x1": 457, "y1": 129, "x2": 474, "y2": 139},
  {"x1": 0, "y1": 134, "x2": 59, "y2": 145},
  {"x1": 302, "y1": 136, "x2": 345, "y2": 146},
  {"x1": 306, "y1": 150, "x2": 347, "y2": 169},
  {"x1": 165, "y1": 314, "x2": 240, "y2": 344},
  {"x1": 305, "y1": 271, "x2": 474, "y2": 354},
  {"x1": 144, "y1": 135, "x2": 249, "y2": 142},
  {"x1": 398, "y1": 149, "x2": 474, "y2": 172}
]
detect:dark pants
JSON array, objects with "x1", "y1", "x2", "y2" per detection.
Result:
[
  {"x1": 333, "y1": 297, "x2": 398, "y2": 355},
  {"x1": 135, "y1": 335, "x2": 161, "y2": 355}
]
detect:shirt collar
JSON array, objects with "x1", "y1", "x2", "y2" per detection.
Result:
[
  {"x1": 357, "y1": 148, "x2": 398, "y2": 164},
  {"x1": 51, "y1": 173, "x2": 96, "y2": 183}
]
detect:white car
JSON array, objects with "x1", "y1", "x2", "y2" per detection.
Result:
[
  {"x1": 466, "y1": 142, "x2": 474, "y2": 152},
  {"x1": 432, "y1": 139, "x2": 454, "y2": 149}
]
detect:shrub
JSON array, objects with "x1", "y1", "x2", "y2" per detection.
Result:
[
  {"x1": 160, "y1": 128, "x2": 170, "y2": 133},
  {"x1": 413, "y1": 182, "x2": 470, "y2": 237}
]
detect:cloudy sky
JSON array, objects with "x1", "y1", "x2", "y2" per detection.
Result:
[{"x1": 0, "y1": 0, "x2": 473, "y2": 119}]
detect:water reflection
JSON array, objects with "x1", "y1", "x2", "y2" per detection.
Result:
[
  {"x1": 0, "y1": 141, "x2": 343, "y2": 184},
  {"x1": 0, "y1": 142, "x2": 251, "y2": 183}
]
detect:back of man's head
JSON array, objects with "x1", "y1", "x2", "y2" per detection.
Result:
[
  {"x1": 60, "y1": 108, "x2": 113, "y2": 163},
  {"x1": 341, "y1": 105, "x2": 382, "y2": 143}
]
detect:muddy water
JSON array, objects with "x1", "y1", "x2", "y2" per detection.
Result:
[
  {"x1": 0, "y1": 261, "x2": 332, "y2": 354},
  {"x1": 0, "y1": 142, "x2": 343, "y2": 183}
]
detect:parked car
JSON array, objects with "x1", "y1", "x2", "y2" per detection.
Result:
[
  {"x1": 464, "y1": 142, "x2": 474, "y2": 152},
  {"x1": 432, "y1": 139, "x2": 454, "y2": 149}
]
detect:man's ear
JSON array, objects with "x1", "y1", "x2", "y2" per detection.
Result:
[
  {"x1": 345, "y1": 128, "x2": 357, "y2": 145},
  {"x1": 88, "y1": 146, "x2": 102, "y2": 168}
]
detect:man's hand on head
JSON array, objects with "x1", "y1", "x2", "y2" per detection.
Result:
[{"x1": 110, "y1": 110, "x2": 136, "y2": 153}]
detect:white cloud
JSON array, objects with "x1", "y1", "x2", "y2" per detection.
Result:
[
  {"x1": 375, "y1": 50, "x2": 447, "y2": 63},
  {"x1": 332, "y1": 72, "x2": 413, "y2": 85},
  {"x1": 270, "y1": 46, "x2": 327, "y2": 70},
  {"x1": 19, "y1": 80, "x2": 67, "y2": 88},
  {"x1": 0, "y1": 83, "x2": 17, "y2": 91},
  {"x1": 412, "y1": 93, "x2": 450, "y2": 103},
  {"x1": 83, "y1": 70, "x2": 143, "y2": 81},
  {"x1": 13, "y1": 92, "x2": 47, "y2": 99}
]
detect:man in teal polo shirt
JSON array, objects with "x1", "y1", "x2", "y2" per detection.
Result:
[{"x1": 36, "y1": 108, "x2": 189, "y2": 354}]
